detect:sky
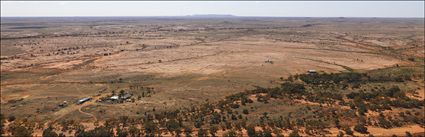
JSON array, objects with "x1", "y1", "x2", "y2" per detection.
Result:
[{"x1": 1, "y1": 1, "x2": 424, "y2": 18}]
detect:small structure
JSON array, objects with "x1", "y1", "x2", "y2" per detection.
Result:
[
  {"x1": 265, "y1": 59, "x2": 274, "y2": 64},
  {"x1": 264, "y1": 56, "x2": 274, "y2": 64},
  {"x1": 121, "y1": 93, "x2": 132, "y2": 100},
  {"x1": 77, "y1": 97, "x2": 92, "y2": 105},
  {"x1": 58, "y1": 101, "x2": 68, "y2": 108},
  {"x1": 100, "y1": 92, "x2": 133, "y2": 104},
  {"x1": 307, "y1": 69, "x2": 317, "y2": 74},
  {"x1": 110, "y1": 95, "x2": 119, "y2": 100}
]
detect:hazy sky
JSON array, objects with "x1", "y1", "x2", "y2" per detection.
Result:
[{"x1": 1, "y1": 1, "x2": 424, "y2": 17}]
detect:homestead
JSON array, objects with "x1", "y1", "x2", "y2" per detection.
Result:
[{"x1": 98, "y1": 92, "x2": 133, "y2": 104}]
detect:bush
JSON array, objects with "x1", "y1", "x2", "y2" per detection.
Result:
[
  {"x1": 288, "y1": 129, "x2": 301, "y2": 137},
  {"x1": 262, "y1": 128, "x2": 273, "y2": 137},
  {"x1": 223, "y1": 129, "x2": 237, "y2": 137},
  {"x1": 385, "y1": 86, "x2": 403, "y2": 98},
  {"x1": 354, "y1": 123, "x2": 368, "y2": 134},
  {"x1": 246, "y1": 126, "x2": 256, "y2": 137},
  {"x1": 116, "y1": 128, "x2": 128, "y2": 137},
  {"x1": 378, "y1": 114, "x2": 392, "y2": 129},
  {"x1": 42, "y1": 127, "x2": 58, "y2": 137},
  {"x1": 343, "y1": 126, "x2": 353, "y2": 135},
  {"x1": 281, "y1": 82, "x2": 306, "y2": 94},
  {"x1": 184, "y1": 127, "x2": 193, "y2": 137},
  {"x1": 144, "y1": 120, "x2": 158, "y2": 137},
  {"x1": 9, "y1": 124, "x2": 33, "y2": 137},
  {"x1": 243, "y1": 109, "x2": 249, "y2": 115},
  {"x1": 75, "y1": 126, "x2": 113, "y2": 137},
  {"x1": 197, "y1": 128, "x2": 208, "y2": 137},
  {"x1": 298, "y1": 72, "x2": 363, "y2": 85},
  {"x1": 8, "y1": 115, "x2": 16, "y2": 122},
  {"x1": 337, "y1": 131, "x2": 344, "y2": 137},
  {"x1": 405, "y1": 131, "x2": 413, "y2": 137}
]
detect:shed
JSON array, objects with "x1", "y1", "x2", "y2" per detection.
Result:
[
  {"x1": 77, "y1": 97, "x2": 92, "y2": 105},
  {"x1": 308, "y1": 69, "x2": 317, "y2": 74},
  {"x1": 121, "y1": 93, "x2": 132, "y2": 100},
  {"x1": 110, "y1": 95, "x2": 119, "y2": 100}
]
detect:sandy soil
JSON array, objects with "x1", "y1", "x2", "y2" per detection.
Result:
[
  {"x1": 366, "y1": 125, "x2": 424, "y2": 136},
  {"x1": 43, "y1": 60, "x2": 84, "y2": 69},
  {"x1": 1, "y1": 17, "x2": 423, "y2": 135}
]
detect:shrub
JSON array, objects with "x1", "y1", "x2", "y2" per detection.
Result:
[
  {"x1": 281, "y1": 82, "x2": 306, "y2": 94},
  {"x1": 223, "y1": 129, "x2": 237, "y2": 137},
  {"x1": 337, "y1": 131, "x2": 344, "y2": 137},
  {"x1": 354, "y1": 123, "x2": 368, "y2": 134},
  {"x1": 75, "y1": 126, "x2": 113, "y2": 137},
  {"x1": 242, "y1": 109, "x2": 249, "y2": 115},
  {"x1": 197, "y1": 128, "x2": 208, "y2": 137},
  {"x1": 9, "y1": 124, "x2": 33, "y2": 137},
  {"x1": 343, "y1": 126, "x2": 353, "y2": 135},
  {"x1": 8, "y1": 115, "x2": 16, "y2": 122},
  {"x1": 246, "y1": 126, "x2": 256, "y2": 137},
  {"x1": 288, "y1": 129, "x2": 301, "y2": 137},
  {"x1": 42, "y1": 127, "x2": 58, "y2": 137}
]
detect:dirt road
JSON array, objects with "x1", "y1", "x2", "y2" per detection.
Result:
[{"x1": 50, "y1": 95, "x2": 103, "y2": 124}]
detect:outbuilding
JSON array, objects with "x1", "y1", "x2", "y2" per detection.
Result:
[
  {"x1": 121, "y1": 93, "x2": 132, "y2": 100},
  {"x1": 77, "y1": 97, "x2": 92, "y2": 105},
  {"x1": 110, "y1": 95, "x2": 119, "y2": 100},
  {"x1": 307, "y1": 69, "x2": 317, "y2": 74}
]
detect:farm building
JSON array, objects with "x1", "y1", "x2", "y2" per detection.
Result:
[
  {"x1": 77, "y1": 97, "x2": 92, "y2": 105},
  {"x1": 121, "y1": 93, "x2": 132, "y2": 100},
  {"x1": 110, "y1": 95, "x2": 119, "y2": 100},
  {"x1": 307, "y1": 69, "x2": 317, "y2": 74}
]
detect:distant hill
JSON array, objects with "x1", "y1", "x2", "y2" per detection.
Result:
[{"x1": 187, "y1": 14, "x2": 237, "y2": 18}]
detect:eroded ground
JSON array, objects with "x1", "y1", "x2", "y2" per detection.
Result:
[{"x1": 1, "y1": 17, "x2": 424, "y2": 136}]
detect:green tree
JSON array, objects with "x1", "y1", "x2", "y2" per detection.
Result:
[
  {"x1": 119, "y1": 90, "x2": 125, "y2": 98},
  {"x1": 197, "y1": 128, "x2": 208, "y2": 137},
  {"x1": 343, "y1": 126, "x2": 353, "y2": 135},
  {"x1": 243, "y1": 109, "x2": 249, "y2": 115},
  {"x1": 356, "y1": 101, "x2": 368, "y2": 115},
  {"x1": 263, "y1": 128, "x2": 273, "y2": 137},
  {"x1": 288, "y1": 129, "x2": 301, "y2": 137},
  {"x1": 337, "y1": 131, "x2": 344, "y2": 137},
  {"x1": 209, "y1": 125, "x2": 218, "y2": 137},
  {"x1": 75, "y1": 126, "x2": 113, "y2": 137},
  {"x1": 8, "y1": 115, "x2": 16, "y2": 122},
  {"x1": 246, "y1": 125, "x2": 256, "y2": 137},
  {"x1": 335, "y1": 119, "x2": 341, "y2": 129},
  {"x1": 405, "y1": 131, "x2": 413, "y2": 137},
  {"x1": 281, "y1": 82, "x2": 306, "y2": 94},
  {"x1": 143, "y1": 120, "x2": 158, "y2": 137},
  {"x1": 184, "y1": 127, "x2": 193, "y2": 137},
  {"x1": 378, "y1": 113, "x2": 392, "y2": 128},
  {"x1": 117, "y1": 128, "x2": 128, "y2": 137},
  {"x1": 166, "y1": 119, "x2": 180, "y2": 135},
  {"x1": 42, "y1": 127, "x2": 58, "y2": 137},
  {"x1": 223, "y1": 129, "x2": 237, "y2": 137},
  {"x1": 354, "y1": 123, "x2": 368, "y2": 134},
  {"x1": 58, "y1": 133, "x2": 66, "y2": 137},
  {"x1": 128, "y1": 125, "x2": 141, "y2": 137},
  {"x1": 9, "y1": 124, "x2": 33, "y2": 137},
  {"x1": 0, "y1": 114, "x2": 4, "y2": 135}
]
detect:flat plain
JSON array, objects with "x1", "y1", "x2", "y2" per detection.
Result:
[{"x1": 1, "y1": 17, "x2": 424, "y2": 136}]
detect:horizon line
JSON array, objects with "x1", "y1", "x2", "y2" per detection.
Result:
[{"x1": 1, "y1": 15, "x2": 424, "y2": 18}]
